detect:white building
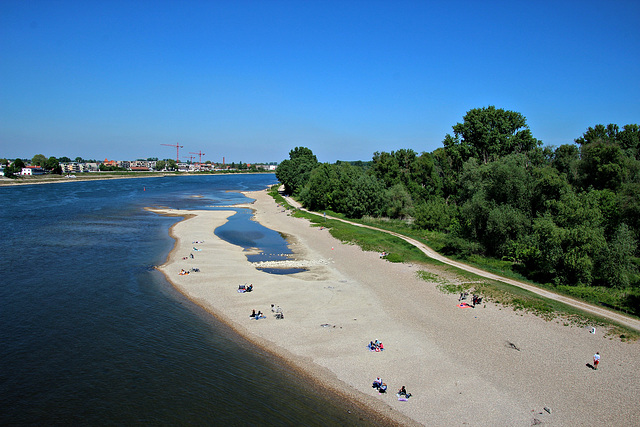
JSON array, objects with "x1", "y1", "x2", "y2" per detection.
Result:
[{"x1": 21, "y1": 166, "x2": 46, "y2": 175}]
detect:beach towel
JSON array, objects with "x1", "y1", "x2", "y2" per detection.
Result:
[{"x1": 457, "y1": 302, "x2": 473, "y2": 308}]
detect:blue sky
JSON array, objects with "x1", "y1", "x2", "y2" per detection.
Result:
[{"x1": 1, "y1": 0, "x2": 638, "y2": 164}]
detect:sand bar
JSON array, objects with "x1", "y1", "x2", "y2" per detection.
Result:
[{"x1": 152, "y1": 189, "x2": 640, "y2": 426}]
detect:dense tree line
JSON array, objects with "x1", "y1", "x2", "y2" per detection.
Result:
[{"x1": 276, "y1": 106, "x2": 639, "y2": 290}]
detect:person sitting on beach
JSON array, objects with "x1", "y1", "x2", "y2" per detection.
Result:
[
  {"x1": 250, "y1": 309, "x2": 256, "y2": 318},
  {"x1": 372, "y1": 377, "x2": 382, "y2": 389},
  {"x1": 246, "y1": 284, "x2": 253, "y2": 292},
  {"x1": 378, "y1": 342, "x2": 384, "y2": 351},
  {"x1": 255, "y1": 310, "x2": 263, "y2": 319},
  {"x1": 179, "y1": 269, "x2": 189, "y2": 275},
  {"x1": 379, "y1": 383, "x2": 387, "y2": 393},
  {"x1": 397, "y1": 386, "x2": 411, "y2": 398}
]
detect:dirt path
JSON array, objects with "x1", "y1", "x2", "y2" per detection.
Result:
[{"x1": 281, "y1": 192, "x2": 640, "y2": 332}]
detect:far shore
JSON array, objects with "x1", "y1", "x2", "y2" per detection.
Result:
[
  {"x1": 151, "y1": 189, "x2": 640, "y2": 426},
  {"x1": 0, "y1": 171, "x2": 272, "y2": 186}
]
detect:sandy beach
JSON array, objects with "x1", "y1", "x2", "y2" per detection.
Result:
[{"x1": 153, "y1": 189, "x2": 640, "y2": 426}]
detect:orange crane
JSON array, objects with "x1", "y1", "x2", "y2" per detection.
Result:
[
  {"x1": 161, "y1": 143, "x2": 183, "y2": 162},
  {"x1": 189, "y1": 150, "x2": 205, "y2": 164}
]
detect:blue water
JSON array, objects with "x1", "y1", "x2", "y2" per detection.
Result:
[
  {"x1": 0, "y1": 175, "x2": 380, "y2": 425},
  {"x1": 216, "y1": 208, "x2": 307, "y2": 274}
]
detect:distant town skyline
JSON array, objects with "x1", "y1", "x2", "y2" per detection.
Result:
[{"x1": 2, "y1": 1, "x2": 638, "y2": 164}]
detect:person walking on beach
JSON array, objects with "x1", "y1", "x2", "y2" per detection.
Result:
[{"x1": 593, "y1": 352, "x2": 600, "y2": 370}]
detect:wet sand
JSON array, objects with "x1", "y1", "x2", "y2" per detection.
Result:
[{"x1": 152, "y1": 189, "x2": 640, "y2": 426}]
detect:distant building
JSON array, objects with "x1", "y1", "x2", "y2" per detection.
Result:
[
  {"x1": 130, "y1": 160, "x2": 157, "y2": 170},
  {"x1": 21, "y1": 166, "x2": 46, "y2": 176},
  {"x1": 61, "y1": 162, "x2": 82, "y2": 174},
  {"x1": 255, "y1": 164, "x2": 277, "y2": 171},
  {"x1": 84, "y1": 163, "x2": 99, "y2": 172}
]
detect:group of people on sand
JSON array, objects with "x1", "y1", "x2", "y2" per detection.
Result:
[
  {"x1": 372, "y1": 377, "x2": 411, "y2": 399},
  {"x1": 368, "y1": 340, "x2": 384, "y2": 352},
  {"x1": 249, "y1": 304, "x2": 286, "y2": 320},
  {"x1": 271, "y1": 304, "x2": 284, "y2": 319},
  {"x1": 250, "y1": 309, "x2": 265, "y2": 320},
  {"x1": 238, "y1": 284, "x2": 253, "y2": 293},
  {"x1": 459, "y1": 291, "x2": 483, "y2": 307},
  {"x1": 179, "y1": 269, "x2": 190, "y2": 276}
]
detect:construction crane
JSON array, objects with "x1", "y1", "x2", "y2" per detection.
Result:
[
  {"x1": 189, "y1": 150, "x2": 205, "y2": 164},
  {"x1": 161, "y1": 143, "x2": 183, "y2": 162}
]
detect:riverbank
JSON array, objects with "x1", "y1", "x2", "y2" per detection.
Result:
[
  {"x1": 0, "y1": 171, "x2": 272, "y2": 186},
  {"x1": 152, "y1": 189, "x2": 640, "y2": 426},
  {"x1": 0, "y1": 173, "x2": 166, "y2": 186}
]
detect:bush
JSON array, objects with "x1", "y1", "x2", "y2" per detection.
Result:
[{"x1": 383, "y1": 253, "x2": 404, "y2": 263}]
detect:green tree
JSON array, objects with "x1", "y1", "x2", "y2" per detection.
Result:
[
  {"x1": 575, "y1": 123, "x2": 619, "y2": 146},
  {"x1": 166, "y1": 159, "x2": 177, "y2": 170},
  {"x1": 155, "y1": 160, "x2": 166, "y2": 171},
  {"x1": 59, "y1": 156, "x2": 71, "y2": 163},
  {"x1": 75, "y1": 157, "x2": 84, "y2": 163},
  {"x1": 276, "y1": 147, "x2": 319, "y2": 195},
  {"x1": 577, "y1": 140, "x2": 627, "y2": 191},
  {"x1": 618, "y1": 124, "x2": 640, "y2": 159},
  {"x1": 413, "y1": 196, "x2": 454, "y2": 231},
  {"x1": 616, "y1": 183, "x2": 640, "y2": 237},
  {"x1": 385, "y1": 183, "x2": 413, "y2": 219},
  {"x1": 432, "y1": 147, "x2": 458, "y2": 199},
  {"x1": 530, "y1": 166, "x2": 572, "y2": 217},
  {"x1": 597, "y1": 223, "x2": 638, "y2": 288},
  {"x1": 300, "y1": 163, "x2": 339, "y2": 211},
  {"x1": 443, "y1": 106, "x2": 540, "y2": 168},
  {"x1": 46, "y1": 156, "x2": 61, "y2": 173},
  {"x1": 32, "y1": 154, "x2": 47, "y2": 167},
  {"x1": 552, "y1": 144, "x2": 579, "y2": 183},
  {"x1": 343, "y1": 174, "x2": 385, "y2": 219},
  {"x1": 13, "y1": 158, "x2": 25, "y2": 169},
  {"x1": 370, "y1": 149, "x2": 442, "y2": 203}
]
